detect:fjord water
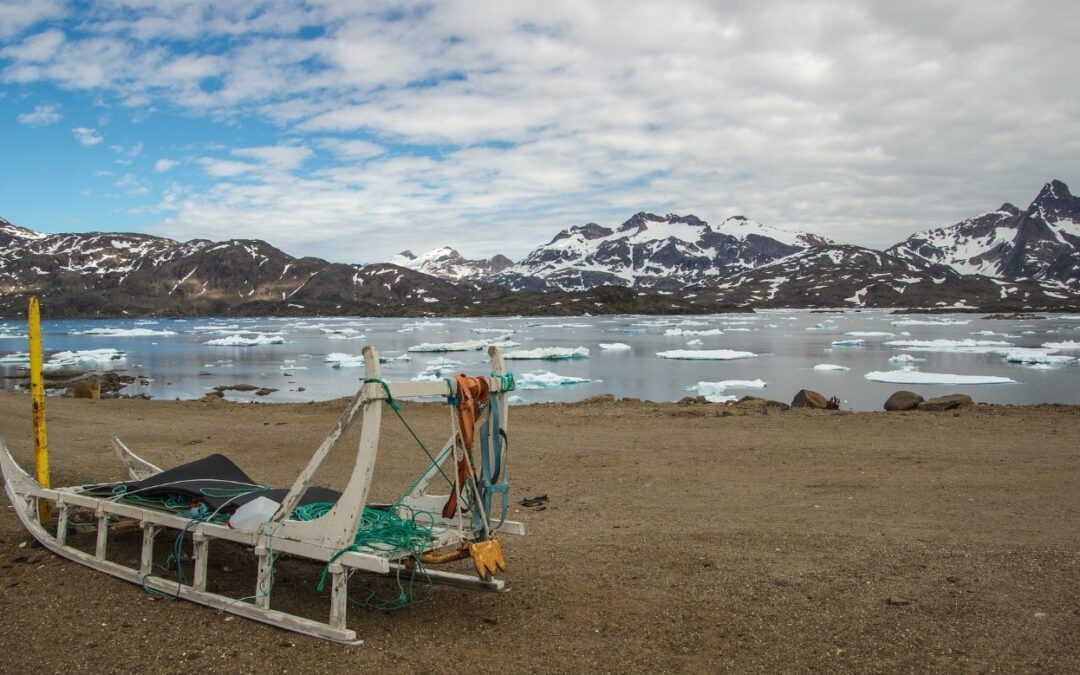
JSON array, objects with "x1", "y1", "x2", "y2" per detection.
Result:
[{"x1": 0, "y1": 311, "x2": 1077, "y2": 410}]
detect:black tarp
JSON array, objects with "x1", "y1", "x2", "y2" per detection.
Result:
[{"x1": 83, "y1": 453, "x2": 340, "y2": 513}]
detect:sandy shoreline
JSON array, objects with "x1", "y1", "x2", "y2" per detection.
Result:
[{"x1": 1, "y1": 392, "x2": 1078, "y2": 672}]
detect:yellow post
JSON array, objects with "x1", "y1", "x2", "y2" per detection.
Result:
[{"x1": 28, "y1": 296, "x2": 51, "y2": 525}]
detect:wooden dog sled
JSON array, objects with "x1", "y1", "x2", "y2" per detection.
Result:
[{"x1": 0, "y1": 345, "x2": 522, "y2": 644}]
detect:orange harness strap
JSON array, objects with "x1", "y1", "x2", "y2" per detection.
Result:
[{"x1": 442, "y1": 374, "x2": 490, "y2": 519}]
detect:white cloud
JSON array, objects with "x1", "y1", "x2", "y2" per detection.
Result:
[
  {"x1": 16, "y1": 103, "x2": 60, "y2": 126},
  {"x1": 154, "y1": 158, "x2": 177, "y2": 172},
  {"x1": 0, "y1": 3, "x2": 65, "y2": 39},
  {"x1": 72, "y1": 127, "x2": 103, "y2": 146},
  {"x1": 5, "y1": 1, "x2": 1080, "y2": 259}
]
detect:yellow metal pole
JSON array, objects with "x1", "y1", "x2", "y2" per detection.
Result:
[{"x1": 28, "y1": 296, "x2": 51, "y2": 525}]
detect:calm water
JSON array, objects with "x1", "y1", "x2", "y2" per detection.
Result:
[{"x1": 0, "y1": 310, "x2": 1077, "y2": 410}]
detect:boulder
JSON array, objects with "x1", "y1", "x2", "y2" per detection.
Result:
[
  {"x1": 791, "y1": 389, "x2": 829, "y2": 409},
  {"x1": 884, "y1": 390, "x2": 923, "y2": 411},
  {"x1": 737, "y1": 395, "x2": 790, "y2": 411},
  {"x1": 917, "y1": 394, "x2": 973, "y2": 412}
]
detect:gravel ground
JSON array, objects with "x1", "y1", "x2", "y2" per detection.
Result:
[{"x1": 0, "y1": 392, "x2": 1078, "y2": 673}]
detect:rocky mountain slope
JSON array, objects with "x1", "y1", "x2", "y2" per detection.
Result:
[
  {"x1": 888, "y1": 180, "x2": 1080, "y2": 289},
  {"x1": 491, "y1": 212, "x2": 831, "y2": 291},
  {"x1": 385, "y1": 246, "x2": 512, "y2": 281},
  {"x1": 692, "y1": 243, "x2": 1071, "y2": 309}
]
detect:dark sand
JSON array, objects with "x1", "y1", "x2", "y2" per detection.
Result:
[{"x1": 1, "y1": 392, "x2": 1078, "y2": 673}]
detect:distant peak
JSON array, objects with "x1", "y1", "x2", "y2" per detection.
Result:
[
  {"x1": 1038, "y1": 179, "x2": 1072, "y2": 200},
  {"x1": 998, "y1": 203, "x2": 1020, "y2": 216},
  {"x1": 396, "y1": 250, "x2": 416, "y2": 260}
]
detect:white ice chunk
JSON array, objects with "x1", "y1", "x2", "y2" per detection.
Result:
[
  {"x1": 844, "y1": 331, "x2": 894, "y2": 337},
  {"x1": 203, "y1": 334, "x2": 285, "y2": 346},
  {"x1": 884, "y1": 338, "x2": 1011, "y2": 353},
  {"x1": 504, "y1": 347, "x2": 590, "y2": 360},
  {"x1": 46, "y1": 348, "x2": 127, "y2": 369},
  {"x1": 516, "y1": 370, "x2": 594, "y2": 389},
  {"x1": 1002, "y1": 349, "x2": 1075, "y2": 365},
  {"x1": 73, "y1": 328, "x2": 178, "y2": 337},
  {"x1": 890, "y1": 318, "x2": 971, "y2": 326},
  {"x1": 864, "y1": 370, "x2": 1014, "y2": 385},
  {"x1": 831, "y1": 339, "x2": 865, "y2": 346},
  {"x1": 664, "y1": 328, "x2": 724, "y2": 336},
  {"x1": 689, "y1": 379, "x2": 767, "y2": 403},
  {"x1": 813, "y1": 364, "x2": 850, "y2": 371},
  {"x1": 1042, "y1": 341, "x2": 1080, "y2": 350},
  {"x1": 656, "y1": 349, "x2": 757, "y2": 360},
  {"x1": 408, "y1": 336, "x2": 511, "y2": 352},
  {"x1": 598, "y1": 343, "x2": 631, "y2": 351}
]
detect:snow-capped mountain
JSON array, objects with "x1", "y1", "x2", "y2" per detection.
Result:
[
  {"x1": 0, "y1": 222, "x2": 485, "y2": 317},
  {"x1": 495, "y1": 212, "x2": 831, "y2": 291},
  {"x1": 888, "y1": 180, "x2": 1080, "y2": 289},
  {"x1": 696, "y1": 243, "x2": 1070, "y2": 309},
  {"x1": 385, "y1": 246, "x2": 513, "y2": 281}
]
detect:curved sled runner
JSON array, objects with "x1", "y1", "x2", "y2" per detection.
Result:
[{"x1": 0, "y1": 345, "x2": 523, "y2": 644}]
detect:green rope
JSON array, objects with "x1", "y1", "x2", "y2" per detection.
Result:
[
  {"x1": 491, "y1": 371, "x2": 516, "y2": 392},
  {"x1": 365, "y1": 376, "x2": 453, "y2": 489}
]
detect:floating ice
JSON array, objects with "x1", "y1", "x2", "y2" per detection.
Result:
[
  {"x1": 324, "y1": 353, "x2": 365, "y2": 368},
  {"x1": 320, "y1": 328, "x2": 362, "y2": 335},
  {"x1": 74, "y1": 327, "x2": 178, "y2": 337},
  {"x1": 1002, "y1": 349, "x2": 1076, "y2": 365},
  {"x1": 507, "y1": 395, "x2": 525, "y2": 404},
  {"x1": 598, "y1": 343, "x2": 631, "y2": 351},
  {"x1": 471, "y1": 328, "x2": 514, "y2": 334},
  {"x1": 504, "y1": 347, "x2": 590, "y2": 360},
  {"x1": 890, "y1": 318, "x2": 971, "y2": 326},
  {"x1": 888, "y1": 354, "x2": 922, "y2": 363},
  {"x1": 844, "y1": 331, "x2": 894, "y2": 337},
  {"x1": 831, "y1": 339, "x2": 865, "y2": 346},
  {"x1": 864, "y1": 370, "x2": 1014, "y2": 385},
  {"x1": 408, "y1": 336, "x2": 511, "y2": 352},
  {"x1": 685, "y1": 339, "x2": 703, "y2": 347},
  {"x1": 327, "y1": 334, "x2": 365, "y2": 341},
  {"x1": 0, "y1": 352, "x2": 29, "y2": 363},
  {"x1": 656, "y1": 349, "x2": 757, "y2": 360},
  {"x1": 204, "y1": 334, "x2": 285, "y2": 347},
  {"x1": 884, "y1": 338, "x2": 1011, "y2": 353},
  {"x1": 192, "y1": 324, "x2": 241, "y2": 332},
  {"x1": 516, "y1": 370, "x2": 594, "y2": 389},
  {"x1": 689, "y1": 379, "x2": 767, "y2": 403},
  {"x1": 412, "y1": 357, "x2": 465, "y2": 381},
  {"x1": 1043, "y1": 341, "x2": 1080, "y2": 350},
  {"x1": 813, "y1": 364, "x2": 850, "y2": 371},
  {"x1": 46, "y1": 348, "x2": 126, "y2": 369},
  {"x1": 664, "y1": 328, "x2": 724, "y2": 336},
  {"x1": 0, "y1": 333, "x2": 27, "y2": 339}
]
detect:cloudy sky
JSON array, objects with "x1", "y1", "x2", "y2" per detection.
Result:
[{"x1": 1, "y1": 1, "x2": 1077, "y2": 264}]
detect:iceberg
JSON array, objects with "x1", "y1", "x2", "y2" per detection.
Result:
[
  {"x1": 598, "y1": 343, "x2": 631, "y2": 351},
  {"x1": 516, "y1": 370, "x2": 594, "y2": 389},
  {"x1": 324, "y1": 353, "x2": 365, "y2": 368},
  {"x1": 831, "y1": 339, "x2": 865, "y2": 346},
  {"x1": 884, "y1": 338, "x2": 1011, "y2": 353},
  {"x1": 663, "y1": 328, "x2": 724, "y2": 336},
  {"x1": 504, "y1": 347, "x2": 590, "y2": 360},
  {"x1": 46, "y1": 348, "x2": 126, "y2": 370},
  {"x1": 204, "y1": 334, "x2": 285, "y2": 346},
  {"x1": 1042, "y1": 341, "x2": 1080, "y2": 350},
  {"x1": 888, "y1": 354, "x2": 922, "y2": 364},
  {"x1": 685, "y1": 339, "x2": 703, "y2": 347},
  {"x1": 689, "y1": 379, "x2": 767, "y2": 403},
  {"x1": 73, "y1": 327, "x2": 178, "y2": 337},
  {"x1": 844, "y1": 331, "x2": 894, "y2": 337},
  {"x1": 1001, "y1": 349, "x2": 1075, "y2": 365},
  {"x1": 890, "y1": 318, "x2": 971, "y2": 326},
  {"x1": 813, "y1": 364, "x2": 850, "y2": 371},
  {"x1": 864, "y1": 370, "x2": 1015, "y2": 385},
  {"x1": 408, "y1": 336, "x2": 511, "y2": 352},
  {"x1": 0, "y1": 352, "x2": 30, "y2": 364},
  {"x1": 656, "y1": 349, "x2": 757, "y2": 360}
]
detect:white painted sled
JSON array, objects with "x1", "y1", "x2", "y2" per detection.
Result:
[{"x1": 0, "y1": 345, "x2": 522, "y2": 644}]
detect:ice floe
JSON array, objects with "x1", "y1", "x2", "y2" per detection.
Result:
[
  {"x1": 664, "y1": 328, "x2": 724, "y2": 336},
  {"x1": 46, "y1": 349, "x2": 126, "y2": 369},
  {"x1": 412, "y1": 357, "x2": 466, "y2": 380},
  {"x1": 831, "y1": 338, "x2": 865, "y2": 346},
  {"x1": 0, "y1": 352, "x2": 30, "y2": 363},
  {"x1": 73, "y1": 327, "x2": 178, "y2": 337},
  {"x1": 864, "y1": 370, "x2": 1015, "y2": 385},
  {"x1": 324, "y1": 353, "x2": 365, "y2": 368},
  {"x1": 516, "y1": 370, "x2": 594, "y2": 389},
  {"x1": 598, "y1": 343, "x2": 631, "y2": 351},
  {"x1": 813, "y1": 364, "x2": 850, "y2": 371},
  {"x1": 408, "y1": 336, "x2": 512, "y2": 352},
  {"x1": 884, "y1": 338, "x2": 1011, "y2": 353},
  {"x1": 890, "y1": 318, "x2": 971, "y2": 326},
  {"x1": 656, "y1": 349, "x2": 757, "y2": 360},
  {"x1": 685, "y1": 339, "x2": 703, "y2": 347},
  {"x1": 1001, "y1": 349, "x2": 1076, "y2": 365},
  {"x1": 888, "y1": 354, "x2": 922, "y2": 363},
  {"x1": 1042, "y1": 341, "x2": 1080, "y2": 349},
  {"x1": 689, "y1": 379, "x2": 767, "y2": 403},
  {"x1": 204, "y1": 334, "x2": 285, "y2": 347},
  {"x1": 504, "y1": 347, "x2": 590, "y2": 360},
  {"x1": 844, "y1": 331, "x2": 894, "y2": 337}
]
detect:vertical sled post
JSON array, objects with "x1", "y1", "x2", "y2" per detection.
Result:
[{"x1": 28, "y1": 296, "x2": 50, "y2": 525}]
